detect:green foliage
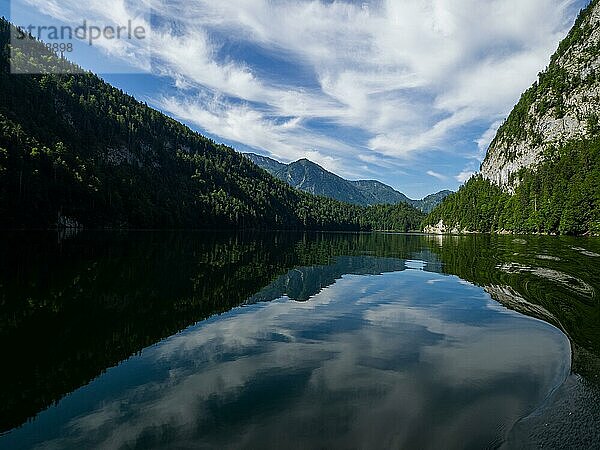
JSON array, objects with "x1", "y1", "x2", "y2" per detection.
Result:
[
  {"x1": 455, "y1": 0, "x2": 600, "y2": 236},
  {"x1": 0, "y1": 18, "x2": 423, "y2": 232},
  {"x1": 587, "y1": 113, "x2": 600, "y2": 134},
  {"x1": 360, "y1": 202, "x2": 426, "y2": 232},
  {"x1": 425, "y1": 176, "x2": 510, "y2": 232},
  {"x1": 487, "y1": 0, "x2": 599, "y2": 158},
  {"x1": 552, "y1": 1, "x2": 599, "y2": 64},
  {"x1": 425, "y1": 137, "x2": 600, "y2": 235}
]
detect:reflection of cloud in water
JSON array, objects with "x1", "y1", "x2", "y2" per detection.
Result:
[
  {"x1": 27, "y1": 271, "x2": 569, "y2": 450},
  {"x1": 245, "y1": 256, "x2": 408, "y2": 303},
  {"x1": 405, "y1": 260, "x2": 426, "y2": 270}
]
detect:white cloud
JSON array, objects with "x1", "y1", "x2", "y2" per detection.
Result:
[
  {"x1": 142, "y1": 0, "x2": 577, "y2": 159},
  {"x1": 159, "y1": 93, "x2": 363, "y2": 178},
  {"x1": 427, "y1": 170, "x2": 448, "y2": 181},
  {"x1": 475, "y1": 120, "x2": 504, "y2": 159},
  {"x1": 20, "y1": 0, "x2": 583, "y2": 188},
  {"x1": 455, "y1": 170, "x2": 477, "y2": 183}
]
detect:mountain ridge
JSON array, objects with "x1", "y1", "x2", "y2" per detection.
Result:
[{"x1": 244, "y1": 153, "x2": 451, "y2": 213}]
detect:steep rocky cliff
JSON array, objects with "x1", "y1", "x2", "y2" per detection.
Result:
[{"x1": 482, "y1": 0, "x2": 600, "y2": 187}]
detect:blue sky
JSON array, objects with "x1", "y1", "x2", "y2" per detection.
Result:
[{"x1": 4, "y1": 0, "x2": 588, "y2": 198}]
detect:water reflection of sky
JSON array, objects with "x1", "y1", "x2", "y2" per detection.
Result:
[{"x1": 4, "y1": 261, "x2": 570, "y2": 450}]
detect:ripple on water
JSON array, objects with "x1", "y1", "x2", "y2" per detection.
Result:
[
  {"x1": 497, "y1": 262, "x2": 596, "y2": 298},
  {"x1": 505, "y1": 374, "x2": 600, "y2": 449},
  {"x1": 536, "y1": 254, "x2": 561, "y2": 262},
  {"x1": 571, "y1": 246, "x2": 600, "y2": 258},
  {"x1": 512, "y1": 239, "x2": 528, "y2": 245}
]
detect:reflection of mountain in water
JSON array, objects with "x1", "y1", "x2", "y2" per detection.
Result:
[
  {"x1": 246, "y1": 251, "x2": 446, "y2": 305},
  {"x1": 0, "y1": 231, "x2": 426, "y2": 432},
  {"x1": 423, "y1": 234, "x2": 600, "y2": 381},
  {"x1": 246, "y1": 256, "x2": 407, "y2": 304},
  {"x1": 1, "y1": 230, "x2": 598, "y2": 440},
  {"x1": 424, "y1": 233, "x2": 600, "y2": 449}
]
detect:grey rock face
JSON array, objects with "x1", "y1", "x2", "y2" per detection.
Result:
[{"x1": 482, "y1": 1, "x2": 600, "y2": 189}]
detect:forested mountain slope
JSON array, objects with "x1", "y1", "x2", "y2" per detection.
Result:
[
  {"x1": 0, "y1": 18, "x2": 424, "y2": 231},
  {"x1": 425, "y1": 0, "x2": 600, "y2": 235}
]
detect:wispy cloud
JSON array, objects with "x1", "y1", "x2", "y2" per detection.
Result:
[
  {"x1": 427, "y1": 170, "x2": 448, "y2": 181},
  {"x1": 159, "y1": 93, "x2": 362, "y2": 177},
  {"x1": 475, "y1": 120, "x2": 504, "y2": 160},
  {"x1": 14, "y1": 0, "x2": 584, "y2": 196},
  {"x1": 455, "y1": 170, "x2": 477, "y2": 183}
]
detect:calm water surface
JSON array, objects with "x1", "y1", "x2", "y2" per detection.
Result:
[{"x1": 0, "y1": 232, "x2": 598, "y2": 449}]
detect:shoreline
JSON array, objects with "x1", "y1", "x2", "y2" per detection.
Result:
[
  {"x1": 422, "y1": 221, "x2": 600, "y2": 237},
  {"x1": 504, "y1": 373, "x2": 600, "y2": 449},
  {"x1": 3, "y1": 226, "x2": 600, "y2": 238}
]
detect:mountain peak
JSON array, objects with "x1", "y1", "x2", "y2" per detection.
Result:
[{"x1": 244, "y1": 154, "x2": 451, "y2": 212}]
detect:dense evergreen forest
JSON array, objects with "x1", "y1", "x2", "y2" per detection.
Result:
[
  {"x1": 425, "y1": 137, "x2": 600, "y2": 235},
  {"x1": 0, "y1": 18, "x2": 424, "y2": 232}
]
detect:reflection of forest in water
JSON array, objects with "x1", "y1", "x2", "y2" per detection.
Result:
[
  {"x1": 0, "y1": 231, "x2": 598, "y2": 433},
  {"x1": 425, "y1": 234, "x2": 600, "y2": 382}
]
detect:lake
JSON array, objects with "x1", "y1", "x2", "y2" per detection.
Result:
[{"x1": 0, "y1": 232, "x2": 599, "y2": 449}]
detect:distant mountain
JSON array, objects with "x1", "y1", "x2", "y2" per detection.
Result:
[
  {"x1": 257, "y1": 156, "x2": 370, "y2": 205},
  {"x1": 242, "y1": 153, "x2": 287, "y2": 174},
  {"x1": 349, "y1": 180, "x2": 413, "y2": 206},
  {"x1": 244, "y1": 153, "x2": 450, "y2": 212},
  {"x1": 419, "y1": 190, "x2": 454, "y2": 214}
]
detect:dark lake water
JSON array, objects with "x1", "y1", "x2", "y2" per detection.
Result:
[{"x1": 0, "y1": 232, "x2": 599, "y2": 449}]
